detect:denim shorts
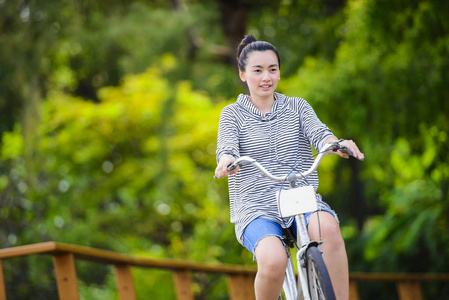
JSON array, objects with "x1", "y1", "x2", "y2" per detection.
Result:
[{"x1": 242, "y1": 200, "x2": 338, "y2": 256}]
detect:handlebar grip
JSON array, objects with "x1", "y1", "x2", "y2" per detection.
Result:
[
  {"x1": 227, "y1": 163, "x2": 238, "y2": 172},
  {"x1": 214, "y1": 161, "x2": 240, "y2": 179},
  {"x1": 214, "y1": 162, "x2": 238, "y2": 179}
]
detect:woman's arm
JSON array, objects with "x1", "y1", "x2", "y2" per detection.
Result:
[
  {"x1": 296, "y1": 98, "x2": 335, "y2": 151},
  {"x1": 295, "y1": 98, "x2": 364, "y2": 161},
  {"x1": 215, "y1": 105, "x2": 240, "y2": 178}
]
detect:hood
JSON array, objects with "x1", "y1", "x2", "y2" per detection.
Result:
[{"x1": 236, "y1": 92, "x2": 287, "y2": 122}]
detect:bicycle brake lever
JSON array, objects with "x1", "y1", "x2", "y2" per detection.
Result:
[
  {"x1": 338, "y1": 146, "x2": 353, "y2": 157},
  {"x1": 329, "y1": 142, "x2": 341, "y2": 152},
  {"x1": 329, "y1": 142, "x2": 353, "y2": 157},
  {"x1": 340, "y1": 146, "x2": 365, "y2": 161}
]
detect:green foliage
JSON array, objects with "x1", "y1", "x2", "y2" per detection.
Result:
[
  {"x1": 363, "y1": 127, "x2": 449, "y2": 272},
  {"x1": 34, "y1": 57, "x2": 226, "y2": 250}
]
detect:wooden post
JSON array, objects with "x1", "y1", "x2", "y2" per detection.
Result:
[
  {"x1": 114, "y1": 265, "x2": 136, "y2": 300},
  {"x1": 397, "y1": 281, "x2": 423, "y2": 300},
  {"x1": 0, "y1": 260, "x2": 7, "y2": 300},
  {"x1": 173, "y1": 269, "x2": 193, "y2": 300},
  {"x1": 53, "y1": 253, "x2": 80, "y2": 300},
  {"x1": 228, "y1": 274, "x2": 255, "y2": 300},
  {"x1": 349, "y1": 279, "x2": 360, "y2": 300}
]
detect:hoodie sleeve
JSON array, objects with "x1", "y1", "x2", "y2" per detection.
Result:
[
  {"x1": 216, "y1": 105, "x2": 240, "y2": 163},
  {"x1": 297, "y1": 98, "x2": 336, "y2": 151}
]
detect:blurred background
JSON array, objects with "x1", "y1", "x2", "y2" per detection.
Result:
[{"x1": 0, "y1": 0, "x2": 448, "y2": 299}]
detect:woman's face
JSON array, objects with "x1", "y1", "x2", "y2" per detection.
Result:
[{"x1": 239, "y1": 50, "x2": 280, "y2": 101}]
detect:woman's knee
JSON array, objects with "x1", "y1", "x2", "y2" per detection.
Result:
[
  {"x1": 255, "y1": 236, "x2": 287, "y2": 277},
  {"x1": 309, "y1": 213, "x2": 344, "y2": 247}
]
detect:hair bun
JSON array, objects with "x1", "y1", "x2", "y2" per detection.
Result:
[
  {"x1": 237, "y1": 34, "x2": 257, "y2": 60},
  {"x1": 242, "y1": 34, "x2": 257, "y2": 44}
]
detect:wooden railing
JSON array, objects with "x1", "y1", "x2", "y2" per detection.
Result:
[
  {"x1": 0, "y1": 242, "x2": 256, "y2": 300},
  {"x1": 1, "y1": 242, "x2": 448, "y2": 300},
  {"x1": 349, "y1": 272, "x2": 449, "y2": 300}
]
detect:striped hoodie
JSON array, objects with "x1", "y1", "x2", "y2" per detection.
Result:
[{"x1": 216, "y1": 92, "x2": 336, "y2": 245}]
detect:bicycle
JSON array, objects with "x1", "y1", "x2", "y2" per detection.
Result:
[{"x1": 223, "y1": 141, "x2": 363, "y2": 300}]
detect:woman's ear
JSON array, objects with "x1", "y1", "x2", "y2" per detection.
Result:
[{"x1": 239, "y1": 69, "x2": 246, "y2": 82}]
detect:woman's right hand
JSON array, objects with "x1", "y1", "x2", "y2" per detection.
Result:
[{"x1": 215, "y1": 155, "x2": 239, "y2": 178}]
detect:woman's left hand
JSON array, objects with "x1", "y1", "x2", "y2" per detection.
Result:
[
  {"x1": 335, "y1": 139, "x2": 365, "y2": 161},
  {"x1": 325, "y1": 137, "x2": 365, "y2": 161}
]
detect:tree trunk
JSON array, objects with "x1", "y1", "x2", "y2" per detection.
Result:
[{"x1": 217, "y1": 0, "x2": 250, "y2": 66}]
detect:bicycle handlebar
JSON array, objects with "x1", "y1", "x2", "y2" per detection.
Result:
[{"x1": 223, "y1": 142, "x2": 362, "y2": 182}]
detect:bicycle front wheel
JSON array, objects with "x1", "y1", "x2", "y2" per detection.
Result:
[{"x1": 306, "y1": 246, "x2": 336, "y2": 300}]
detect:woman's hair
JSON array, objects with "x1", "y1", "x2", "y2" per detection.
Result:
[{"x1": 236, "y1": 34, "x2": 281, "y2": 71}]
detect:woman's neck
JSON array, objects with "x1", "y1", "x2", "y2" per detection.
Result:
[{"x1": 250, "y1": 95, "x2": 275, "y2": 114}]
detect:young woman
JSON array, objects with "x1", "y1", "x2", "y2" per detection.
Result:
[{"x1": 215, "y1": 34, "x2": 363, "y2": 299}]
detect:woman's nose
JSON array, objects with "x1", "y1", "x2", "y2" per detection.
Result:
[{"x1": 262, "y1": 71, "x2": 270, "y2": 80}]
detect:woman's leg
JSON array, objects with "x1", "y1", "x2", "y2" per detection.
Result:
[
  {"x1": 254, "y1": 236, "x2": 288, "y2": 300},
  {"x1": 308, "y1": 212, "x2": 349, "y2": 300}
]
